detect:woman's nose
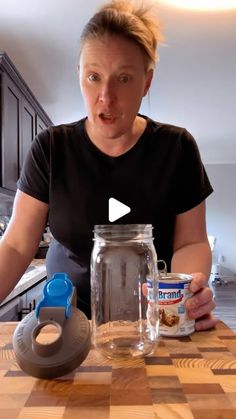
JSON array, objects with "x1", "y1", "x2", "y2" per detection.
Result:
[{"x1": 98, "y1": 82, "x2": 116, "y2": 104}]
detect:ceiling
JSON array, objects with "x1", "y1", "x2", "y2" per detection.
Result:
[{"x1": 0, "y1": 0, "x2": 235, "y2": 164}]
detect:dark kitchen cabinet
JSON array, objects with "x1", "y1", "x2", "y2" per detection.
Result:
[
  {"x1": 0, "y1": 277, "x2": 46, "y2": 322},
  {"x1": 0, "y1": 51, "x2": 53, "y2": 192},
  {"x1": 19, "y1": 278, "x2": 47, "y2": 320},
  {"x1": 1, "y1": 73, "x2": 21, "y2": 191},
  {"x1": 21, "y1": 96, "x2": 36, "y2": 172},
  {"x1": 36, "y1": 114, "x2": 48, "y2": 134}
]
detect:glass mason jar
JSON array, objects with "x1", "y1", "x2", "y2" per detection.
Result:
[{"x1": 90, "y1": 224, "x2": 159, "y2": 359}]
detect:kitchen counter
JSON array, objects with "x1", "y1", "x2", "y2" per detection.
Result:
[
  {"x1": 0, "y1": 259, "x2": 46, "y2": 307},
  {"x1": 0, "y1": 320, "x2": 235, "y2": 418}
]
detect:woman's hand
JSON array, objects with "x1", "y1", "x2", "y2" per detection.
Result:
[{"x1": 185, "y1": 272, "x2": 217, "y2": 331}]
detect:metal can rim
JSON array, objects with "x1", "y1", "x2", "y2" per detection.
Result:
[{"x1": 159, "y1": 273, "x2": 193, "y2": 283}]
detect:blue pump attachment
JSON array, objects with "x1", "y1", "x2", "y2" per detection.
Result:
[{"x1": 35, "y1": 273, "x2": 74, "y2": 320}]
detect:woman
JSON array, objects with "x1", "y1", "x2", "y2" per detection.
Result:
[{"x1": 0, "y1": 0, "x2": 216, "y2": 329}]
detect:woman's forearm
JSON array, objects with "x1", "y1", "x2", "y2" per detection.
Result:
[
  {"x1": 171, "y1": 241, "x2": 212, "y2": 280},
  {"x1": 0, "y1": 191, "x2": 49, "y2": 304},
  {"x1": 0, "y1": 239, "x2": 37, "y2": 303}
]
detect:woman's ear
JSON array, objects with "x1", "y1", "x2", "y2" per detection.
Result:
[{"x1": 143, "y1": 69, "x2": 154, "y2": 96}]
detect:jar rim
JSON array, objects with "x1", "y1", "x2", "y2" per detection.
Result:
[
  {"x1": 93, "y1": 224, "x2": 154, "y2": 241},
  {"x1": 94, "y1": 224, "x2": 153, "y2": 231}
]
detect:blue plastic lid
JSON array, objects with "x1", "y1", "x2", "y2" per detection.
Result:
[{"x1": 35, "y1": 273, "x2": 73, "y2": 318}]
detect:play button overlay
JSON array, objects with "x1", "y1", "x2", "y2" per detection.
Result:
[{"x1": 108, "y1": 198, "x2": 131, "y2": 222}]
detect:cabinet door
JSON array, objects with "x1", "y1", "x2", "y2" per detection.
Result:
[
  {"x1": 36, "y1": 114, "x2": 47, "y2": 134},
  {"x1": 18, "y1": 279, "x2": 46, "y2": 320},
  {"x1": 26, "y1": 279, "x2": 46, "y2": 311},
  {"x1": 1, "y1": 73, "x2": 21, "y2": 190},
  {"x1": 20, "y1": 97, "x2": 35, "y2": 171}
]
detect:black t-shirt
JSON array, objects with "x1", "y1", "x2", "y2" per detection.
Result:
[{"x1": 17, "y1": 115, "x2": 213, "y2": 316}]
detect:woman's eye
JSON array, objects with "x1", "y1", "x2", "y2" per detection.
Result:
[
  {"x1": 88, "y1": 74, "x2": 99, "y2": 82},
  {"x1": 119, "y1": 75, "x2": 130, "y2": 83}
]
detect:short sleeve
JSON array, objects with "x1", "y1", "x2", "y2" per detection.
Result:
[
  {"x1": 17, "y1": 129, "x2": 50, "y2": 204},
  {"x1": 174, "y1": 129, "x2": 213, "y2": 214}
]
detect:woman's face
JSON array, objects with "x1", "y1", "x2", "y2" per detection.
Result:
[{"x1": 79, "y1": 34, "x2": 153, "y2": 140}]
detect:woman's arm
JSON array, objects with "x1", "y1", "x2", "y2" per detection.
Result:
[
  {"x1": 0, "y1": 190, "x2": 49, "y2": 303},
  {"x1": 171, "y1": 201, "x2": 217, "y2": 330}
]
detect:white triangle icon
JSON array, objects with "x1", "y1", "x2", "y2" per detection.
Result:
[{"x1": 108, "y1": 198, "x2": 131, "y2": 222}]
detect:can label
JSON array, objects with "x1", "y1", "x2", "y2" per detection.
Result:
[{"x1": 158, "y1": 274, "x2": 195, "y2": 336}]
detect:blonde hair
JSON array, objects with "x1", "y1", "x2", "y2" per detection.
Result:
[{"x1": 80, "y1": 0, "x2": 163, "y2": 69}]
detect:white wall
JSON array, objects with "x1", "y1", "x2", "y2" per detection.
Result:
[{"x1": 205, "y1": 164, "x2": 236, "y2": 280}]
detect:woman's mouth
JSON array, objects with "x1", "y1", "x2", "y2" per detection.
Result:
[{"x1": 99, "y1": 113, "x2": 116, "y2": 123}]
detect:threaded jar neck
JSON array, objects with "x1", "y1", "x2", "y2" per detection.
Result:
[{"x1": 93, "y1": 224, "x2": 154, "y2": 241}]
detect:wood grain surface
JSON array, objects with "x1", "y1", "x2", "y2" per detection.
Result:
[{"x1": 0, "y1": 321, "x2": 236, "y2": 419}]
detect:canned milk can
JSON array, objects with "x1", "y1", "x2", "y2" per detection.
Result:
[{"x1": 158, "y1": 272, "x2": 195, "y2": 337}]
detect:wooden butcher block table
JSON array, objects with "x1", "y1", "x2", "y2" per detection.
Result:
[{"x1": 0, "y1": 320, "x2": 236, "y2": 419}]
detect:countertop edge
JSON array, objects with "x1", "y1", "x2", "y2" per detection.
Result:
[{"x1": 0, "y1": 260, "x2": 46, "y2": 308}]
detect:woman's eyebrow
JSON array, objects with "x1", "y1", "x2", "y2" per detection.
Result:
[{"x1": 84, "y1": 62, "x2": 137, "y2": 70}]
